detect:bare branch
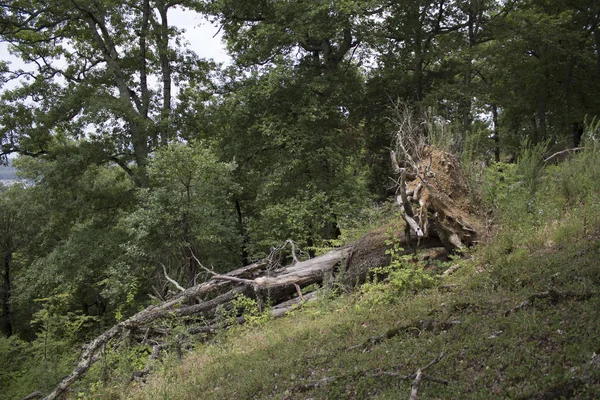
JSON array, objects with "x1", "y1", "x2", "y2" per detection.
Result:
[
  {"x1": 160, "y1": 263, "x2": 185, "y2": 293},
  {"x1": 190, "y1": 251, "x2": 257, "y2": 286},
  {"x1": 410, "y1": 352, "x2": 446, "y2": 400},
  {"x1": 543, "y1": 147, "x2": 584, "y2": 163},
  {"x1": 286, "y1": 239, "x2": 300, "y2": 263}
]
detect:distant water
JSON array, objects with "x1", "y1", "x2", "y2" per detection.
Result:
[{"x1": 0, "y1": 161, "x2": 17, "y2": 181}]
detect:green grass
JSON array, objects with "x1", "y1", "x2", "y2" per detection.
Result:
[{"x1": 90, "y1": 144, "x2": 600, "y2": 399}]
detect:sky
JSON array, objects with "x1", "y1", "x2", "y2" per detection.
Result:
[{"x1": 169, "y1": 7, "x2": 231, "y2": 64}]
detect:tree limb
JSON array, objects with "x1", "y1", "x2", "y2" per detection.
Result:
[
  {"x1": 543, "y1": 147, "x2": 584, "y2": 163},
  {"x1": 160, "y1": 263, "x2": 185, "y2": 292},
  {"x1": 410, "y1": 352, "x2": 446, "y2": 400}
]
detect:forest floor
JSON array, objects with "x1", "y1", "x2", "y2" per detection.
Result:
[{"x1": 88, "y1": 151, "x2": 600, "y2": 400}]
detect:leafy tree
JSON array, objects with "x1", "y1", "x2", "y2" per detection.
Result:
[
  {"x1": 474, "y1": 0, "x2": 600, "y2": 148},
  {"x1": 0, "y1": 184, "x2": 37, "y2": 336},
  {"x1": 0, "y1": 0, "x2": 207, "y2": 186},
  {"x1": 123, "y1": 142, "x2": 240, "y2": 287},
  {"x1": 10, "y1": 150, "x2": 136, "y2": 336},
  {"x1": 193, "y1": 0, "x2": 378, "y2": 256},
  {"x1": 202, "y1": 0, "x2": 379, "y2": 69},
  {"x1": 182, "y1": 58, "x2": 371, "y2": 258}
]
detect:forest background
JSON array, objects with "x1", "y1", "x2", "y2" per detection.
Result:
[{"x1": 0, "y1": 0, "x2": 599, "y2": 397}]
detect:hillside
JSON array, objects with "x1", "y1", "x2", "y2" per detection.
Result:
[
  {"x1": 73, "y1": 145, "x2": 600, "y2": 400},
  {"x1": 1, "y1": 1, "x2": 600, "y2": 399}
]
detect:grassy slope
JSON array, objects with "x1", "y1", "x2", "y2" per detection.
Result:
[{"x1": 99, "y1": 148, "x2": 600, "y2": 400}]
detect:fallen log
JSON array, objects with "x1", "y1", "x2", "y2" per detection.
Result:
[{"x1": 42, "y1": 224, "x2": 448, "y2": 399}]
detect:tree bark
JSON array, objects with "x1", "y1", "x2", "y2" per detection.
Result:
[
  {"x1": 156, "y1": 0, "x2": 173, "y2": 145},
  {"x1": 492, "y1": 104, "x2": 500, "y2": 162},
  {"x1": 1, "y1": 250, "x2": 12, "y2": 337},
  {"x1": 235, "y1": 199, "x2": 250, "y2": 266}
]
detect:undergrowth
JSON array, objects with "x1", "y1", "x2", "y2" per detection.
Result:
[{"x1": 10, "y1": 138, "x2": 600, "y2": 399}]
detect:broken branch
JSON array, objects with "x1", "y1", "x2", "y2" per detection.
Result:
[
  {"x1": 410, "y1": 352, "x2": 446, "y2": 400},
  {"x1": 161, "y1": 263, "x2": 185, "y2": 293}
]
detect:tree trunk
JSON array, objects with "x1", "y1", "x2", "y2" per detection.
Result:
[
  {"x1": 156, "y1": 0, "x2": 173, "y2": 146},
  {"x1": 594, "y1": 25, "x2": 600, "y2": 74},
  {"x1": 235, "y1": 200, "x2": 250, "y2": 266},
  {"x1": 1, "y1": 250, "x2": 12, "y2": 337},
  {"x1": 492, "y1": 104, "x2": 500, "y2": 162},
  {"x1": 536, "y1": 94, "x2": 547, "y2": 143}
]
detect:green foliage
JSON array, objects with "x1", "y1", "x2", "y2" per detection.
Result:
[
  {"x1": 114, "y1": 280, "x2": 139, "y2": 322},
  {"x1": 516, "y1": 138, "x2": 549, "y2": 197},
  {"x1": 230, "y1": 293, "x2": 271, "y2": 327},
  {"x1": 0, "y1": 335, "x2": 34, "y2": 399},
  {"x1": 123, "y1": 141, "x2": 241, "y2": 276},
  {"x1": 482, "y1": 162, "x2": 520, "y2": 211},
  {"x1": 195, "y1": 62, "x2": 371, "y2": 258},
  {"x1": 0, "y1": 293, "x2": 95, "y2": 399},
  {"x1": 357, "y1": 219, "x2": 435, "y2": 306}
]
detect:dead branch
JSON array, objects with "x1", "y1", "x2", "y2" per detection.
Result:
[
  {"x1": 21, "y1": 392, "x2": 43, "y2": 400},
  {"x1": 270, "y1": 292, "x2": 318, "y2": 318},
  {"x1": 191, "y1": 252, "x2": 258, "y2": 286},
  {"x1": 410, "y1": 369, "x2": 424, "y2": 400},
  {"x1": 410, "y1": 352, "x2": 446, "y2": 400},
  {"x1": 286, "y1": 239, "x2": 300, "y2": 263},
  {"x1": 293, "y1": 283, "x2": 304, "y2": 301},
  {"x1": 543, "y1": 147, "x2": 584, "y2": 163},
  {"x1": 131, "y1": 343, "x2": 167, "y2": 383},
  {"x1": 441, "y1": 264, "x2": 461, "y2": 277},
  {"x1": 398, "y1": 170, "x2": 424, "y2": 237},
  {"x1": 391, "y1": 149, "x2": 402, "y2": 173},
  {"x1": 160, "y1": 263, "x2": 185, "y2": 293}
]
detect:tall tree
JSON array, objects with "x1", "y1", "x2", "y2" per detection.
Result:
[
  {"x1": 123, "y1": 142, "x2": 241, "y2": 286},
  {"x1": 474, "y1": 0, "x2": 600, "y2": 147},
  {"x1": 0, "y1": 0, "x2": 204, "y2": 186},
  {"x1": 194, "y1": 0, "x2": 376, "y2": 256}
]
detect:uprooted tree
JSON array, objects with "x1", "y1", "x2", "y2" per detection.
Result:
[
  {"x1": 39, "y1": 108, "x2": 483, "y2": 400},
  {"x1": 389, "y1": 103, "x2": 482, "y2": 251}
]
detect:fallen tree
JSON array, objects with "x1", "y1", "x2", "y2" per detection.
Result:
[
  {"x1": 389, "y1": 104, "x2": 482, "y2": 251},
  {"x1": 41, "y1": 229, "x2": 445, "y2": 399},
  {"x1": 40, "y1": 108, "x2": 483, "y2": 399}
]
